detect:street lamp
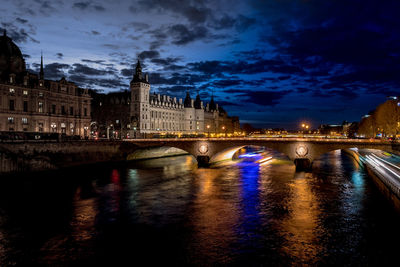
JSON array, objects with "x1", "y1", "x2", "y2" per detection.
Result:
[
  {"x1": 222, "y1": 125, "x2": 226, "y2": 137},
  {"x1": 207, "y1": 124, "x2": 210, "y2": 138},
  {"x1": 301, "y1": 123, "x2": 310, "y2": 137}
]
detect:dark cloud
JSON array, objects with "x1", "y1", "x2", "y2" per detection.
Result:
[
  {"x1": 43, "y1": 63, "x2": 71, "y2": 79},
  {"x1": 120, "y1": 68, "x2": 132, "y2": 77},
  {"x1": 69, "y1": 63, "x2": 115, "y2": 76},
  {"x1": 16, "y1": 18, "x2": 28, "y2": 24},
  {"x1": 72, "y1": 1, "x2": 105, "y2": 11},
  {"x1": 91, "y1": 30, "x2": 100, "y2": 35},
  {"x1": 56, "y1": 52, "x2": 63, "y2": 59},
  {"x1": 68, "y1": 74, "x2": 126, "y2": 89},
  {"x1": 0, "y1": 23, "x2": 38, "y2": 43},
  {"x1": 259, "y1": 0, "x2": 400, "y2": 93},
  {"x1": 210, "y1": 14, "x2": 235, "y2": 30},
  {"x1": 168, "y1": 24, "x2": 208, "y2": 45},
  {"x1": 136, "y1": 0, "x2": 211, "y2": 24},
  {"x1": 224, "y1": 89, "x2": 291, "y2": 106},
  {"x1": 244, "y1": 90, "x2": 291, "y2": 106},
  {"x1": 155, "y1": 85, "x2": 196, "y2": 97},
  {"x1": 121, "y1": 22, "x2": 151, "y2": 32},
  {"x1": 212, "y1": 79, "x2": 243, "y2": 88},
  {"x1": 213, "y1": 100, "x2": 241, "y2": 106},
  {"x1": 235, "y1": 15, "x2": 257, "y2": 32},
  {"x1": 188, "y1": 58, "x2": 303, "y2": 76},
  {"x1": 138, "y1": 50, "x2": 160, "y2": 60}
]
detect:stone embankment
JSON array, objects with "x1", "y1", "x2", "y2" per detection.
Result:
[
  {"x1": 343, "y1": 149, "x2": 400, "y2": 210},
  {"x1": 0, "y1": 141, "x2": 187, "y2": 174}
]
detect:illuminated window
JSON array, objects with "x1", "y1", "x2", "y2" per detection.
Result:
[
  {"x1": 22, "y1": 117, "x2": 28, "y2": 124},
  {"x1": 23, "y1": 90, "x2": 28, "y2": 96},
  {"x1": 39, "y1": 92, "x2": 44, "y2": 97},
  {"x1": 38, "y1": 102, "x2": 43, "y2": 113},
  {"x1": 9, "y1": 88, "x2": 15, "y2": 94},
  {"x1": 8, "y1": 117, "x2": 14, "y2": 124}
]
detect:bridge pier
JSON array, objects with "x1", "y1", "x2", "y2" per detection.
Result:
[
  {"x1": 294, "y1": 158, "x2": 312, "y2": 172},
  {"x1": 197, "y1": 156, "x2": 210, "y2": 168}
]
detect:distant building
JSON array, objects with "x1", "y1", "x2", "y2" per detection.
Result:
[
  {"x1": 91, "y1": 60, "x2": 240, "y2": 138},
  {"x1": 318, "y1": 121, "x2": 353, "y2": 136},
  {"x1": 0, "y1": 30, "x2": 91, "y2": 137}
]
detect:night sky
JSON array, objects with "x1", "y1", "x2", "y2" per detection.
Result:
[{"x1": 1, "y1": 0, "x2": 399, "y2": 129}]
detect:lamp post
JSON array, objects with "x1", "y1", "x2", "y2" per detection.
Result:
[
  {"x1": 222, "y1": 125, "x2": 226, "y2": 137},
  {"x1": 301, "y1": 123, "x2": 309, "y2": 138},
  {"x1": 207, "y1": 124, "x2": 210, "y2": 138}
]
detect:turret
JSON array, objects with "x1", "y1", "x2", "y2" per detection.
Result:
[
  {"x1": 194, "y1": 93, "x2": 202, "y2": 109},
  {"x1": 209, "y1": 94, "x2": 217, "y2": 111},
  {"x1": 132, "y1": 59, "x2": 148, "y2": 83},
  {"x1": 184, "y1": 91, "x2": 192, "y2": 108}
]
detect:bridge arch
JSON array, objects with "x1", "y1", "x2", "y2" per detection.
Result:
[{"x1": 125, "y1": 146, "x2": 190, "y2": 161}]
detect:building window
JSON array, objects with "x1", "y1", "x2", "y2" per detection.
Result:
[
  {"x1": 38, "y1": 122, "x2": 43, "y2": 132},
  {"x1": 70, "y1": 106, "x2": 73, "y2": 115},
  {"x1": 84, "y1": 107, "x2": 87, "y2": 116},
  {"x1": 22, "y1": 117, "x2": 28, "y2": 124},
  {"x1": 9, "y1": 100, "x2": 14, "y2": 111},
  {"x1": 9, "y1": 88, "x2": 15, "y2": 94},
  {"x1": 8, "y1": 117, "x2": 14, "y2": 124},
  {"x1": 61, "y1": 106, "x2": 66, "y2": 115},
  {"x1": 23, "y1": 101, "x2": 28, "y2": 112},
  {"x1": 51, "y1": 122, "x2": 57, "y2": 132},
  {"x1": 52, "y1": 104, "x2": 56, "y2": 114},
  {"x1": 61, "y1": 123, "x2": 66, "y2": 134},
  {"x1": 38, "y1": 102, "x2": 43, "y2": 113},
  {"x1": 23, "y1": 90, "x2": 28, "y2": 96},
  {"x1": 39, "y1": 92, "x2": 44, "y2": 97}
]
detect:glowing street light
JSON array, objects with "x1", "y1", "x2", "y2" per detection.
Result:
[
  {"x1": 207, "y1": 124, "x2": 210, "y2": 137},
  {"x1": 222, "y1": 125, "x2": 226, "y2": 137},
  {"x1": 301, "y1": 123, "x2": 310, "y2": 137}
]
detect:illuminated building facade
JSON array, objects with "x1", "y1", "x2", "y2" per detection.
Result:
[
  {"x1": 0, "y1": 30, "x2": 91, "y2": 137},
  {"x1": 129, "y1": 60, "x2": 240, "y2": 138}
]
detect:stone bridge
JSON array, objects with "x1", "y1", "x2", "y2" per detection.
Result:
[
  {"x1": 0, "y1": 138, "x2": 399, "y2": 174},
  {"x1": 125, "y1": 137, "x2": 400, "y2": 169}
]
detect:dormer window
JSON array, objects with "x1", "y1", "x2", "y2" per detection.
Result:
[{"x1": 10, "y1": 76, "x2": 13, "y2": 83}]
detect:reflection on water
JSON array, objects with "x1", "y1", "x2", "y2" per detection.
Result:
[{"x1": 0, "y1": 149, "x2": 400, "y2": 265}]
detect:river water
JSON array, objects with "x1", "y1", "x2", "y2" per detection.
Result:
[{"x1": 1, "y1": 148, "x2": 400, "y2": 266}]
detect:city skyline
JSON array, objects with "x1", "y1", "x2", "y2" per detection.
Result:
[{"x1": 1, "y1": 0, "x2": 399, "y2": 129}]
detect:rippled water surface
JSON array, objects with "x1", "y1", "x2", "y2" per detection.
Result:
[{"x1": 1, "y1": 149, "x2": 400, "y2": 266}]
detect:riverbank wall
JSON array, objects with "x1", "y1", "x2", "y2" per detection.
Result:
[
  {"x1": 0, "y1": 141, "x2": 187, "y2": 175},
  {"x1": 343, "y1": 149, "x2": 400, "y2": 211}
]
